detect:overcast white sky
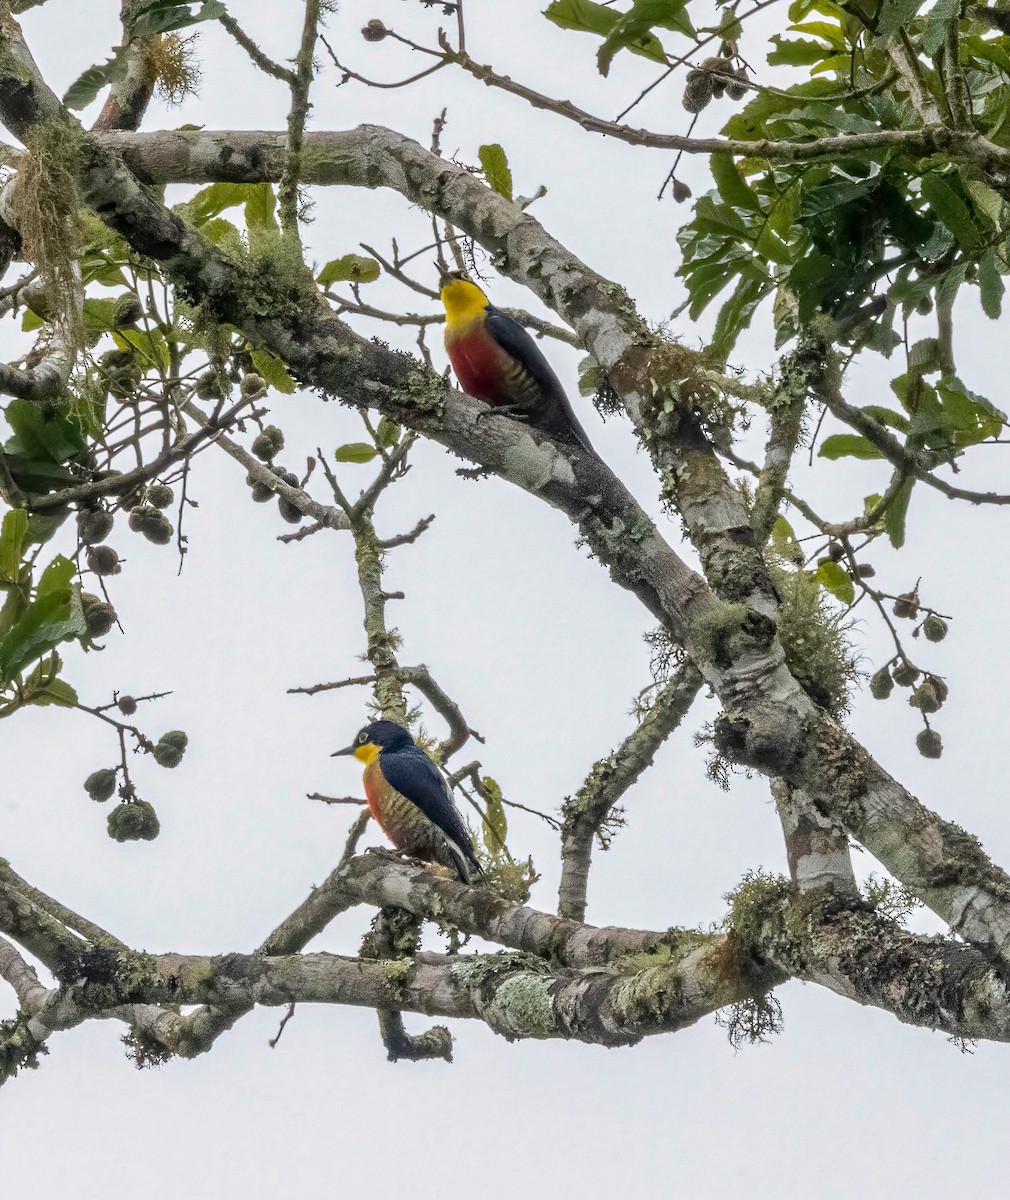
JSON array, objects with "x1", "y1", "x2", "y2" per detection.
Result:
[{"x1": 3, "y1": 3, "x2": 1010, "y2": 1197}]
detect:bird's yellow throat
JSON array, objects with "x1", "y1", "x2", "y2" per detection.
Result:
[
  {"x1": 353, "y1": 743, "x2": 381, "y2": 765},
  {"x1": 439, "y1": 278, "x2": 489, "y2": 329}
]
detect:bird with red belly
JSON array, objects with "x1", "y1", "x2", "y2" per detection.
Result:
[
  {"x1": 438, "y1": 267, "x2": 593, "y2": 452},
  {"x1": 332, "y1": 719, "x2": 482, "y2": 883}
]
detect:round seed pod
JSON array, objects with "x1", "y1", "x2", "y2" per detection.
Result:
[
  {"x1": 81, "y1": 593, "x2": 117, "y2": 638},
  {"x1": 112, "y1": 294, "x2": 144, "y2": 329},
  {"x1": 275, "y1": 468, "x2": 299, "y2": 488},
  {"x1": 671, "y1": 178, "x2": 693, "y2": 204},
  {"x1": 107, "y1": 364, "x2": 142, "y2": 400},
  {"x1": 86, "y1": 544, "x2": 121, "y2": 577},
  {"x1": 99, "y1": 349, "x2": 134, "y2": 371},
  {"x1": 682, "y1": 69, "x2": 713, "y2": 113},
  {"x1": 361, "y1": 18, "x2": 387, "y2": 40},
  {"x1": 892, "y1": 592, "x2": 918, "y2": 619},
  {"x1": 107, "y1": 800, "x2": 160, "y2": 842},
  {"x1": 240, "y1": 373, "x2": 267, "y2": 398},
  {"x1": 85, "y1": 768, "x2": 117, "y2": 803},
  {"x1": 916, "y1": 729, "x2": 943, "y2": 760},
  {"x1": 195, "y1": 371, "x2": 227, "y2": 401},
  {"x1": 869, "y1": 666, "x2": 893, "y2": 700},
  {"x1": 159, "y1": 730, "x2": 188, "y2": 753},
  {"x1": 78, "y1": 508, "x2": 114, "y2": 546},
  {"x1": 117, "y1": 695, "x2": 137, "y2": 716},
  {"x1": 910, "y1": 680, "x2": 941, "y2": 714},
  {"x1": 926, "y1": 675, "x2": 949, "y2": 705},
  {"x1": 828, "y1": 542, "x2": 844, "y2": 562},
  {"x1": 252, "y1": 432, "x2": 276, "y2": 462},
  {"x1": 923, "y1": 615, "x2": 948, "y2": 642},
  {"x1": 128, "y1": 505, "x2": 173, "y2": 545},
  {"x1": 856, "y1": 563, "x2": 875, "y2": 579},
  {"x1": 726, "y1": 66, "x2": 748, "y2": 101},
  {"x1": 146, "y1": 483, "x2": 174, "y2": 510},
  {"x1": 892, "y1": 661, "x2": 920, "y2": 687},
  {"x1": 278, "y1": 497, "x2": 303, "y2": 524},
  {"x1": 250, "y1": 481, "x2": 273, "y2": 503},
  {"x1": 152, "y1": 742, "x2": 183, "y2": 769}
]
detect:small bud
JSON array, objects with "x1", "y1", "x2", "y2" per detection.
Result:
[
  {"x1": 869, "y1": 666, "x2": 893, "y2": 700},
  {"x1": 916, "y1": 729, "x2": 943, "y2": 760},
  {"x1": 146, "y1": 483, "x2": 174, "y2": 510},
  {"x1": 892, "y1": 661, "x2": 920, "y2": 687},
  {"x1": 117, "y1": 695, "x2": 137, "y2": 716},
  {"x1": 856, "y1": 563, "x2": 875, "y2": 579},
  {"x1": 240, "y1": 373, "x2": 267, "y2": 398},
  {"x1": 86, "y1": 544, "x2": 121, "y2": 577},
  {"x1": 922, "y1": 615, "x2": 948, "y2": 642},
  {"x1": 892, "y1": 591, "x2": 918, "y2": 619},
  {"x1": 85, "y1": 768, "x2": 117, "y2": 803},
  {"x1": 78, "y1": 508, "x2": 114, "y2": 546},
  {"x1": 112, "y1": 294, "x2": 144, "y2": 329},
  {"x1": 107, "y1": 800, "x2": 160, "y2": 842},
  {"x1": 671, "y1": 178, "x2": 692, "y2": 203},
  {"x1": 81, "y1": 593, "x2": 117, "y2": 638},
  {"x1": 361, "y1": 18, "x2": 388, "y2": 41}
]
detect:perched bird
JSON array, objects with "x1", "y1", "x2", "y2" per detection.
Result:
[
  {"x1": 437, "y1": 266, "x2": 593, "y2": 452},
  {"x1": 332, "y1": 719, "x2": 482, "y2": 883}
]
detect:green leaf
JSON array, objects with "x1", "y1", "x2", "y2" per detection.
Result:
[
  {"x1": 770, "y1": 515, "x2": 801, "y2": 562},
  {"x1": 861, "y1": 406, "x2": 909, "y2": 432},
  {"x1": 3, "y1": 398, "x2": 86, "y2": 464},
  {"x1": 884, "y1": 478, "x2": 914, "y2": 549},
  {"x1": 21, "y1": 309, "x2": 43, "y2": 333},
  {"x1": 178, "y1": 182, "x2": 251, "y2": 226},
  {"x1": 768, "y1": 36, "x2": 831, "y2": 66},
  {"x1": 478, "y1": 144, "x2": 513, "y2": 202},
  {"x1": 334, "y1": 443, "x2": 379, "y2": 464},
  {"x1": 376, "y1": 418, "x2": 401, "y2": 449},
  {"x1": 20, "y1": 653, "x2": 77, "y2": 708},
  {"x1": 908, "y1": 337, "x2": 941, "y2": 375},
  {"x1": 480, "y1": 775, "x2": 508, "y2": 852},
  {"x1": 711, "y1": 154, "x2": 761, "y2": 212},
  {"x1": 63, "y1": 45, "x2": 129, "y2": 110},
  {"x1": 132, "y1": 0, "x2": 226, "y2": 38},
  {"x1": 877, "y1": 0, "x2": 924, "y2": 37},
  {"x1": 83, "y1": 298, "x2": 121, "y2": 337},
  {"x1": 818, "y1": 434, "x2": 884, "y2": 460},
  {"x1": 596, "y1": 0, "x2": 694, "y2": 74},
  {"x1": 921, "y1": 175, "x2": 981, "y2": 250},
  {"x1": 0, "y1": 510, "x2": 28, "y2": 584},
  {"x1": 316, "y1": 255, "x2": 381, "y2": 286},
  {"x1": 250, "y1": 349, "x2": 296, "y2": 394},
  {"x1": 0, "y1": 556, "x2": 87, "y2": 685},
  {"x1": 711, "y1": 275, "x2": 766, "y2": 359},
  {"x1": 544, "y1": 0, "x2": 668, "y2": 69},
  {"x1": 577, "y1": 354, "x2": 601, "y2": 397},
  {"x1": 815, "y1": 559, "x2": 855, "y2": 606},
  {"x1": 28, "y1": 677, "x2": 79, "y2": 709},
  {"x1": 244, "y1": 183, "x2": 278, "y2": 233},
  {"x1": 978, "y1": 250, "x2": 1004, "y2": 320},
  {"x1": 518, "y1": 185, "x2": 548, "y2": 211}
]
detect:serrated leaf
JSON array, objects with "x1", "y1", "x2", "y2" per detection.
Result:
[
  {"x1": 815, "y1": 559, "x2": 855, "y2": 605},
  {"x1": 711, "y1": 153, "x2": 761, "y2": 212},
  {"x1": 884, "y1": 478, "x2": 914, "y2": 549},
  {"x1": 250, "y1": 349, "x2": 296, "y2": 394},
  {"x1": 877, "y1": 0, "x2": 924, "y2": 37},
  {"x1": 334, "y1": 443, "x2": 379, "y2": 464},
  {"x1": 711, "y1": 275, "x2": 766, "y2": 359},
  {"x1": 63, "y1": 45, "x2": 130, "y2": 110},
  {"x1": 3, "y1": 398, "x2": 86, "y2": 464},
  {"x1": 596, "y1": 0, "x2": 693, "y2": 74},
  {"x1": 544, "y1": 0, "x2": 668, "y2": 69},
  {"x1": 0, "y1": 510, "x2": 28, "y2": 584},
  {"x1": 132, "y1": 0, "x2": 226, "y2": 38},
  {"x1": 768, "y1": 36, "x2": 831, "y2": 66},
  {"x1": 376, "y1": 417, "x2": 401, "y2": 449},
  {"x1": 478, "y1": 144, "x2": 513, "y2": 202},
  {"x1": 907, "y1": 337, "x2": 940, "y2": 375},
  {"x1": 770, "y1": 515, "x2": 801, "y2": 562},
  {"x1": 316, "y1": 255, "x2": 381, "y2": 286},
  {"x1": 244, "y1": 183, "x2": 278, "y2": 236},
  {"x1": 818, "y1": 434, "x2": 883, "y2": 460},
  {"x1": 177, "y1": 182, "x2": 250, "y2": 226}
]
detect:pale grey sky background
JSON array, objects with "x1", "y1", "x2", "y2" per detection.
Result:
[{"x1": 3, "y1": 3, "x2": 1009, "y2": 1196}]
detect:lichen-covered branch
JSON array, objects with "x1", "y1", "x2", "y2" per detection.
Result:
[{"x1": 558, "y1": 661, "x2": 703, "y2": 921}]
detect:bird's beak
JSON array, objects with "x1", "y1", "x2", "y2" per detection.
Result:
[
  {"x1": 331, "y1": 744, "x2": 356, "y2": 758},
  {"x1": 435, "y1": 260, "x2": 453, "y2": 286}
]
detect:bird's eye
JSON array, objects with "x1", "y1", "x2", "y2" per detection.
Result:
[{"x1": 357, "y1": 731, "x2": 367, "y2": 744}]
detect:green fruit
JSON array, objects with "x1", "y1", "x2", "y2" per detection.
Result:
[
  {"x1": 682, "y1": 70, "x2": 713, "y2": 112},
  {"x1": 152, "y1": 742, "x2": 183, "y2": 769},
  {"x1": 869, "y1": 666, "x2": 893, "y2": 700},
  {"x1": 892, "y1": 592, "x2": 918, "y2": 619},
  {"x1": 85, "y1": 768, "x2": 117, "y2": 803},
  {"x1": 86, "y1": 544, "x2": 121, "y2": 577},
  {"x1": 117, "y1": 695, "x2": 137, "y2": 716},
  {"x1": 146, "y1": 484, "x2": 174, "y2": 510},
  {"x1": 252, "y1": 433, "x2": 275, "y2": 462},
  {"x1": 923, "y1": 615, "x2": 948, "y2": 643},
  {"x1": 107, "y1": 800, "x2": 160, "y2": 842},
  {"x1": 361, "y1": 17, "x2": 387, "y2": 40},
  {"x1": 916, "y1": 729, "x2": 943, "y2": 760},
  {"x1": 159, "y1": 730, "x2": 188, "y2": 752},
  {"x1": 241, "y1": 373, "x2": 267, "y2": 397},
  {"x1": 112, "y1": 294, "x2": 144, "y2": 329},
  {"x1": 128, "y1": 505, "x2": 173, "y2": 545},
  {"x1": 78, "y1": 508, "x2": 114, "y2": 545},
  {"x1": 892, "y1": 662, "x2": 920, "y2": 687},
  {"x1": 278, "y1": 497, "x2": 303, "y2": 524},
  {"x1": 81, "y1": 593, "x2": 117, "y2": 638},
  {"x1": 910, "y1": 681, "x2": 941, "y2": 714},
  {"x1": 195, "y1": 370, "x2": 227, "y2": 401}
]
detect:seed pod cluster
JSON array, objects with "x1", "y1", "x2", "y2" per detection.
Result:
[
  {"x1": 241, "y1": 373, "x2": 267, "y2": 399},
  {"x1": 100, "y1": 348, "x2": 142, "y2": 401},
  {"x1": 892, "y1": 590, "x2": 919, "y2": 619},
  {"x1": 246, "y1": 471, "x2": 274, "y2": 503},
  {"x1": 146, "y1": 483, "x2": 174, "y2": 510},
  {"x1": 86, "y1": 544, "x2": 121, "y2": 577},
  {"x1": 273, "y1": 467, "x2": 303, "y2": 524},
  {"x1": 909, "y1": 677, "x2": 946, "y2": 714},
  {"x1": 152, "y1": 729, "x2": 188, "y2": 769},
  {"x1": 195, "y1": 370, "x2": 229, "y2": 402},
  {"x1": 107, "y1": 800, "x2": 160, "y2": 842},
  {"x1": 916, "y1": 729, "x2": 943, "y2": 759},
  {"x1": 112, "y1": 294, "x2": 144, "y2": 330},
  {"x1": 78, "y1": 507, "x2": 114, "y2": 546},
  {"x1": 252, "y1": 425, "x2": 285, "y2": 463},
  {"x1": 81, "y1": 592, "x2": 117, "y2": 638},
  {"x1": 682, "y1": 56, "x2": 746, "y2": 111},
  {"x1": 129, "y1": 504, "x2": 174, "y2": 545},
  {"x1": 361, "y1": 18, "x2": 387, "y2": 41},
  {"x1": 84, "y1": 768, "x2": 117, "y2": 803}
]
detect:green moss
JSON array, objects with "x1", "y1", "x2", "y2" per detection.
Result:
[
  {"x1": 724, "y1": 870, "x2": 794, "y2": 950},
  {"x1": 769, "y1": 558, "x2": 860, "y2": 718},
  {"x1": 0, "y1": 1014, "x2": 47, "y2": 1079},
  {"x1": 692, "y1": 602, "x2": 749, "y2": 668}
]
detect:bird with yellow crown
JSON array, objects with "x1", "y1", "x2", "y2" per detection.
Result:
[
  {"x1": 437, "y1": 266, "x2": 593, "y2": 452},
  {"x1": 333, "y1": 719, "x2": 482, "y2": 883}
]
